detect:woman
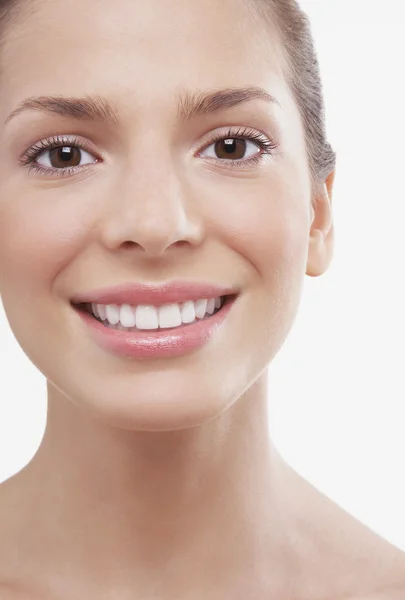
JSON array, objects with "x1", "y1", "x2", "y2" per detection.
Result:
[{"x1": 0, "y1": 0, "x2": 404, "y2": 598}]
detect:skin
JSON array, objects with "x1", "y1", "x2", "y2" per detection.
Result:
[{"x1": 0, "y1": 0, "x2": 404, "y2": 598}]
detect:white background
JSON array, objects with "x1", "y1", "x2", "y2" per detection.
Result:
[{"x1": 1, "y1": 1, "x2": 404, "y2": 551}]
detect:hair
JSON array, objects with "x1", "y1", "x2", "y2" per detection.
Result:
[
  {"x1": 0, "y1": 0, "x2": 336, "y2": 199},
  {"x1": 247, "y1": 0, "x2": 337, "y2": 199}
]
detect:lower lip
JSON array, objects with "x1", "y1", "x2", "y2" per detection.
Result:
[{"x1": 73, "y1": 296, "x2": 236, "y2": 359}]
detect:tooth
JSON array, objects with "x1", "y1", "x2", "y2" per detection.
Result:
[
  {"x1": 120, "y1": 304, "x2": 136, "y2": 328},
  {"x1": 180, "y1": 300, "x2": 196, "y2": 324},
  {"x1": 93, "y1": 295, "x2": 223, "y2": 330},
  {"x1": 206, "y1": 298, "x2": 215, "y2": 315},
  {"x1": 194, "y1": 298, "x2": 208, "y2": 319},
  {"x1": 159, "y1": 303, "x2": 182, "y2": 329},
  {"x1": 105, "y1": 304, "x2": 120, "y2": 325},
  {"x1": 97, "y1": 304, "x2": 107, "y2": 320},
  {"x1": 135, "y1": 305, "x2": 159, "y2": 330}
]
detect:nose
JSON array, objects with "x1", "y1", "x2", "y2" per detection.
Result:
[{"x1": 98, "y1": 169, "x2": 205, "y2": 259}]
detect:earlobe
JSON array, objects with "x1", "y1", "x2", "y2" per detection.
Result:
[{"x1": 306, "y1": 169, "x2": 336, "y2": 277}]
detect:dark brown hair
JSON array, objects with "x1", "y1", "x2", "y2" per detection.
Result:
[
  {"x1": 0, "y1": 0, "x2": 336, "y2": 198},
  {"x1": 249, "y1": 0, "x2": 336, "y2": 196}
]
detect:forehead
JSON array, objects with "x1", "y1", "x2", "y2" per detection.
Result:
[{"x1": 0, "y1": 0, "x2": 288, "y2": 110}]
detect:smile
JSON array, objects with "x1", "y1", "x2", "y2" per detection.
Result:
[
  {"x1": 71, "y1": 292, "x2": 239, "y2": 360},
  {"x1": 75, "y1": 295, "x2": 229, "y2": 332}
]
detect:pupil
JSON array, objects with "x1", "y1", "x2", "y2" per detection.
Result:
[
  {"x1": 216, "y1": 138, "x2": 245, "y2": 159},
  {"x1": 224, "y1": 139, "x2": 236, "y2": 154},
  {"x1": 50, "y1": 146, "x2": 81, "y2": 168},
  {"x1": 60, "y1": 147, "x2": 74, "y2": 162}
]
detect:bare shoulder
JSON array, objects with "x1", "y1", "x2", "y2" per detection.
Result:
[
  {"x1": 345, "y1": 586, "x2": 405, "y2": 600},
  {"x1": 280, "y1": 462, "x2": 405, "y2": 600},
  {"x1": 1, "y1": 464, "x2": 405, "y2": 600},
  {"x1": 305, "y1": 522, "x2": 405, "y2": 600},
  {"x1": 0, "y1": 474, "x2": 39, "y2": 598},
  {"x1": 314, "y1": 492, "x2": 405, "y2": 599},
  {"x1": 0, "y1": 478, "x2": 18, "y2": 591}
]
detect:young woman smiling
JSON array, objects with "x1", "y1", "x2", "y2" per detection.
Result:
[{"x1": 0, "y1": 1, "x2": 404, "y2": 599}]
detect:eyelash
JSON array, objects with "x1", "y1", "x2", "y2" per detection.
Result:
[{"x1": 19, "y1": 127, "x2": 279, "y2": 178}]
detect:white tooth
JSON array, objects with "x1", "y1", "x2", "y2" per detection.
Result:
[
  {"x1": 120, "y1": 304, "x2": 136, "y2": 328},
  {"x1": 180, "y1": 300, "x2": 196, "y2": 324},
  {"x1": 159, "y1": 303, "x2": 182, "y2": 329},
  {"x1": 206, "y1": 298, "x2": 215, "y2": 315},
  {"x1": 105, "y1": 304, "x2": 120, "y2": 325},
  {"x1": 97, "y1": 304, "x2": 107, "y2": 320},
  {"x1": 92, "y1": 303, "x2": 100, "y2": 318},
  {"x1": 215, "y1": 296, "x2": 222, "y2": 309},
  {"x1": 194, "y1": 298, "x2": 208, "y2": 319},
  {"x1": 135, "y1": 305, "x2": 159, "y2": 330}
]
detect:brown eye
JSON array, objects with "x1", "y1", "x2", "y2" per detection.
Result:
[
  {"x1": 47, "y1": 146, "x2": 83, "y2": 168},
  {"x1": 34, "y1": 144, "x2": 97, "y2": 171},
  {"x1": 213, "y1": 138, "x2": 249, "y2": 160},
  {"x1": 21, "y1": 135, "x2": 100, "y2": 177},
  {"x1": 200, "y1": 134, "x2": 263, "y2": 163}
]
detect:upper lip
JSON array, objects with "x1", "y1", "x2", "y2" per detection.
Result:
[{"x1": 71, "y1": 281, "x2": 239, "y2": 307}]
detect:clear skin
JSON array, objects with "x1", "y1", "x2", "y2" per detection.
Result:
[{"x1": 0, "y1": 0, "x2": 404, "y2": 599}]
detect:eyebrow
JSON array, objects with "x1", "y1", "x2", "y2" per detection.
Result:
[
  {"x1": 4, "y1": 86, "x2": 280, "y2": 126},
  {"x1": 177, "y1": 86, "x2": 280, "y2": 120}
]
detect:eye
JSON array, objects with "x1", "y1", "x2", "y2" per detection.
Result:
[
  {"x1": 198, "y1": 126, "x2": 279, "y2": 168},
  {"x1": 19, "y1": 127, "x2": 279, "y2": 178},
  {"x1": 20, "y1": 135, "x2": 99, "y2": 177},
  {"x1": 202, "y1": 137, "x2": 258, "y2": 161},
  {"x1": 37, "y1": 145, "x2": 96, "y2": 170}
]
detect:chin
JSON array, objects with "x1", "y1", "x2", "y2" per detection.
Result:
[{"x1": 53, "y1": 376, "x2": 232, "y2": 433}]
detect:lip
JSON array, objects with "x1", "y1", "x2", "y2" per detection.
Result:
[
  {"x1": 73, "y1": 295, "x2": 237, "y2": 359},
  {"x1": 71, "y1": 281, "x2": 240, "y2": 307}
]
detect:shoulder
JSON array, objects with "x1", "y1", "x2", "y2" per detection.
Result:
[
  {"x1": 0, "y1": 475, "x2": 32, "y2": 595},
  {"x1": 314, "y1": 493, "x2": 405, "y2": 599},
  {"x1": 282, "y1": 463, "x2": 405, "y2": 600},
  {"x1": 345, "y1": 587, "x2": 405, "y2": 600},
  {"x1": 300, "y1": 526, "x2": 405, "y2": 600}
]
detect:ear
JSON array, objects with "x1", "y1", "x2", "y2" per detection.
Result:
[{"x1": 306, "y1": 169, "x2": 335, "y2": 277}]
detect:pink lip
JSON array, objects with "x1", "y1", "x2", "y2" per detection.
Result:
[
  {"x1": 73, "y1": 295, "x2": 237, "y2": 359},
  {"x1": 71, "y1": 281, "x2": 239, "y2": 307}
]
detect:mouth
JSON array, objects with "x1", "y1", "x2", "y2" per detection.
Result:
[{"x1": 71, "y1": 294, "x2": 236, "y2": 333}]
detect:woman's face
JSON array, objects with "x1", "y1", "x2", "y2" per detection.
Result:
[{"x1": 0, "y1": 0, "x2": 332, "y2": 430}]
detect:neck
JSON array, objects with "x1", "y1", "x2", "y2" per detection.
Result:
[{"x1": 7, "y1": 374, "x2": 297, "y2": 598}]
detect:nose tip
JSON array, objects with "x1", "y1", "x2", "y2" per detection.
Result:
[{"x1": 98, "y1": 173, "x2": 206, "y2": 257}]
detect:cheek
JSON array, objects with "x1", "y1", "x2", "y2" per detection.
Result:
[
  {"x1": 210, "y1": 175, "x2": 310, "y2": 287},
  {"x1": 209, "y1": 177, "x2": 311, "y2": 365},
  {"x1": 0, "y1": 190, "x2": 96, "y2": 377},
  {"x1": 0, "y1": 189, "x2": 93, "y2": 311}
]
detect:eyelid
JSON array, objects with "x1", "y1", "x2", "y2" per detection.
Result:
[
  {"x1": 196, "y1": 125, "x2": 279, "y2": 166},
  {"x1": 19, "y1": 123, "x2": 275, "y2": 158},
  {"x1": 19, "y1": 133, "x2": 100, "y2": 163},
  {"x1": 195, "y1": 124, "x2": 274, "y2": 150}
]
